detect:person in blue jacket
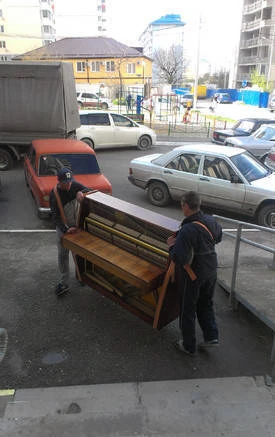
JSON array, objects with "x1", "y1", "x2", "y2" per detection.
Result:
[{"x1": 167, "y1": 191, "x2": 222, "y2": 355}]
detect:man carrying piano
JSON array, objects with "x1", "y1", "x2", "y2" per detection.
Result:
[
  {"x1": 167, "y1": 191, "x2": 222, "y2": 355},
  {"x1": 50, "y1": 167, "x2": 90, "y2": 297}
]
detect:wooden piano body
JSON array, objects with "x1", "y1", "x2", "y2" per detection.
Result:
[{"x1": 62, "y1": 192, "x2": 181, "y2": 330}]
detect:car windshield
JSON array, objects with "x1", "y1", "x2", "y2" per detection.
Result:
[
  {"x1": 253, "y1": 126, "x2": 275, "y2": 140},
  {"x1": 39, "y1": 153, "x2": 100, "y2": 176},
  {"x1": 230, "y1": 152, "x2": 270, "y2": 182},
  {"x1": 234, "y1": 120, "x2": 255, "y2": 133}
]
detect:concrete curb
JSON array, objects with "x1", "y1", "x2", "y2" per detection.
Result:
[{"x1": 1, "y1": 377, "x2": 274, "y2": 436}]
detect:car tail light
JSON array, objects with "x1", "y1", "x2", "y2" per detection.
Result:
[
  {"x1": 129, "y1": 168, "x2": 133, "y2": 175},
  {"x1": 269, "y1": 151, "x2": 275, "y2": 161}
]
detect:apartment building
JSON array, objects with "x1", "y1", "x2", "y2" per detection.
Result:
[
  {"x1": 235, "y1": 0, "x2": 275, "y2": 90},
  {"x1": 139, "y1": 14, "x2": 185, "y2": 86},
  {"x1": 55, "y1": 0, "x2": 108, "y2": 39},
  {"x1": 0, "y1": 0, "x2": 56, "y2": 61}
]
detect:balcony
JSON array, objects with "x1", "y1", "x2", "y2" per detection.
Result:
[
  {"x1": 242, "y1": 18, "x2": 262, "y2": 31},
  {"x1": 243, "y1": 0, "x2": 267, "y2": 15},
  {"x1": 239, "y1": 37, "x2": 261, "y2": 48},
  {"x1": 238, "y1": 54, "x2": 269, "y2": 65}
]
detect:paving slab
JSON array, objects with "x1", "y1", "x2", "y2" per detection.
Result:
[{"x1": 0, "y1": 377, "x2": 274, "y2": 437}]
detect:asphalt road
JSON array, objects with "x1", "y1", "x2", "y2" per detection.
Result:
[{"x1": 0, "y1": 142, "x2": 273, "y2": 390}]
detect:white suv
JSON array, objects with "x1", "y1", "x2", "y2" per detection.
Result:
[
  {"x1": 76, "y1": 92, "x2": 112, "y2": 109},
  {"x1": 76, "y1": 111, "x2": 156, "y2": 150}
]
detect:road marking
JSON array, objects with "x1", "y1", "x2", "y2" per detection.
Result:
[
  {"x1": 0, "y1": 230, "x2": 55, "y2": 233},
  {"x1": 0, "y1": 389, "x2": 15, "y2": 396}
]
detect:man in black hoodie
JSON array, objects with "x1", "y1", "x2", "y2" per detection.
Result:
[{"x1": 167, "y1": 191, "x2": 222, "y2": 355}]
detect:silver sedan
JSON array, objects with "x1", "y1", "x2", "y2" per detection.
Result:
[
  {"x1": 224, "y1": 123, "x2": 275, "y2": 160},
  {"x1": 128, "y1": 143, "x2": 275, "y2": 227}
]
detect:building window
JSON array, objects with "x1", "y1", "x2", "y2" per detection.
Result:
[
  {"x1": 43, "y1": 40, "x2": 52, "y2": 46},
  {"x1": 127, "y1": 63, "x2": 136, "y2": 74},
  {"x1": 76, "y1": 62, "x2": 86, "y2": 72},
  {"x1": 0, "y1": 55, "x2": 7, "y2": 60},
  {"x1": 0, "y1": 41, "x2": 6, "y2": 48},
  {"x1": 0, "y1": 25, "x2": 4, "y2": 33},
  {"x1": 90, "y1": 61, "x2": 100, "y2": 72},
  {"x1": 42, "y1": 10, "x2": 51, "y2": 19},
  {"x1": 42, "y1": 25, "x2": 52, "y2": 33},
  {"x1": 106, "y1": 61, "x2": 115, "y2": 72}
]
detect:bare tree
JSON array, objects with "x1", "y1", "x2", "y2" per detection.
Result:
[{"x1": 153, "y1": 45, "x2": 188, "y2": 86}]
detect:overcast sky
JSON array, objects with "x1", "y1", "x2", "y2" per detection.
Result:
[{"x1": 55, "y1": 0, "x2": 243, "y2": 70}]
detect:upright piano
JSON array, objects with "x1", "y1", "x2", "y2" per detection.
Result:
[{"x1": 62, "y1": 192, "x2": 181, "y2": 329}]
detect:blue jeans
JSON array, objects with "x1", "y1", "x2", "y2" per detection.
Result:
[{"x1": 178, "y1": 270, "x2": 219, "y2": 353}]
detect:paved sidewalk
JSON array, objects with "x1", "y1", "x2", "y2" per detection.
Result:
[{"x1": 1, "y1": 376, "x2": 275, "y2": 436}]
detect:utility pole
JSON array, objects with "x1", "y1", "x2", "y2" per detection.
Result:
[{"x1": 193, "y1": 14, "x2": 202, "y2": 110}]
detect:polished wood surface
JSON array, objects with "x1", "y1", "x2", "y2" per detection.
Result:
[
  {"x1": 63, "y1": 230, "x2": 163, "y2": 291},
  {"x1": 62, "y1": 192, "x2": 181, "y2": 329}
]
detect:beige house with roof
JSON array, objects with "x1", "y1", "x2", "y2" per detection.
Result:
[{"x1": 15, "y1": 36, "x2": 152, "y2": 98}]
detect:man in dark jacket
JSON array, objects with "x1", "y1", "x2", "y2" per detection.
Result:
[
  {"x1": 49, "y1": 167, "x2": 90, "y2": 297},
  {"x1": 167, "y1": 191, "x2": 222, "y2": 355}
]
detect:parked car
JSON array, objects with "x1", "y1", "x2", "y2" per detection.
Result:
[
  {"x1": 264, "y1": 146, "x2": 275, "y2": 171},
  {"x1": 24, "y1": 139, "x2": 112, "y2": 218},
  {"x1": 214, "y1": 93, "x2": 233, "y2": 104},
  {"x1": 180, "y1": 93, "x2": 194, "y2": 108},
  {"x1": 224, "y1": 123, "x2": 275, "y2": 161},
  {"x1": 128, "y1": 143, "x2": 275, "y2": 227},
  {"x1": 212, "y1": 118, "x2": 275, "y2": 144},
  {"x1": 76, "y1": 91, "x2": 112, "y2": 109},
  {"x1": 268, "y1": 95, "x2": 275, "y2": 112},
  {"x1": 76, "y1": 111, "x2": 156, "y2": 150}
]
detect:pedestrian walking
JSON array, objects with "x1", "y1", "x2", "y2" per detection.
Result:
[
  {"x1": 49, "y1": 167, "x2": 90, "y2": 297},
  {"x1": 167, "y1": 191, "x2": 222, "y2": 355},
  {"x1": 126, "y1": 93, "x2": 132, "y2": 110}
]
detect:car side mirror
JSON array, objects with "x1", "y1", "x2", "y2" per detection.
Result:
[{"x1": 230, "y1": 174, "x2": 241, "y2": 183}]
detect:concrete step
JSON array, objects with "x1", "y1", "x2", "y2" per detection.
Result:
[{"x1": 1, "y1": 377, "x2": 275, "y2": 437}]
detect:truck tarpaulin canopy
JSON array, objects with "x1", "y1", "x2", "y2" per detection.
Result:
[{"x1": 0, "y1": 61, "x2": 80, "y2": 136}]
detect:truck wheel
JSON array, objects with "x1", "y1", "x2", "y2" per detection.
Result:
[
  {"x1": 257, "y1": 204, "x2": 275, "y2": 228},
  {"x1": 147, "y1": 181, "x2": 171, "y2": 206},
  {"x1": 137, "y1": 135, "x2": 152, "y2": 150},
  {"x1": 81, "y1": 138, "x2": 94, "y2": 149},
  {"x1": 0, "y1": 150, "x2": 13, "y2": 171}
]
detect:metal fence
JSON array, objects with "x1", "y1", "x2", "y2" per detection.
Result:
[
  {"x1": 144, "y1": 112, "x2": 236, "y2": 138},
  {"x1": 214, "y1": 215, "x2": 275, "y2": 382}
]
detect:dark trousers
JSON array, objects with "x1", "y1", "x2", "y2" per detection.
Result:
[{"x1": 178, "y1": 271, "x2": 219, "y2": 353}]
